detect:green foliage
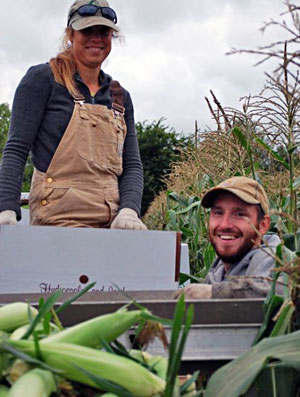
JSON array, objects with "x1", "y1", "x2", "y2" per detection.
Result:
[
  {"x1": 0, "y1": 103, "x2": 10, "y2": 158},
  {"x1": 205, "y1": 330, "x2": 300, "y2": 397},
  {"x1": 22, "y1": 158, "x2": 34, "y2": 192},
  {"x1": 0, "y1": 102, "x2": 33, "y2": 192},
  {"x1": 165, "y1": 295, "x2": 194, "y2": 397},
  {"x1": 164, "y1": 174, "x2": 215, "y2": 278},
  {"x1": 136, "y1": 118, "x2": 192, "y2": 215},
  {"x1": 232, "y1": 126, "x2": 300, "y2": 233}
]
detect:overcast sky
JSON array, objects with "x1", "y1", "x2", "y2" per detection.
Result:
[{"x1": 0, "y1": 1, "x2": 288, "y2": 135}]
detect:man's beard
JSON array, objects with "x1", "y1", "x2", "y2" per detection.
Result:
[{"x1": 210, "y1": 229, "x2": 258, "y2": 265}]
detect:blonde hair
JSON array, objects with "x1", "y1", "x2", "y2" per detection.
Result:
[
  {"x1": 49, "y1": 27, "x2": 81, "y2": 98},
  {"x1": 49, "y1": 27, "x2": 123, "y2": 98}
]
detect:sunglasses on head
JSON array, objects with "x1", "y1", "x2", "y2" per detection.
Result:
[{"x1": 68, "y1": 4, "x2": 117, "y2": 26}]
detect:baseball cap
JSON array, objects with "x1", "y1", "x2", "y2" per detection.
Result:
[
  {"x1": 68, "y1": 0, "x2": 119, "y2": 32},
  {"x1": 201, "y1": 176, "x2": 269, "y2": 214}
]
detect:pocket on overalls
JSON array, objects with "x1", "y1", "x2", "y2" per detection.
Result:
[
  {"x1": 77, "y1": 109, "x2": 95, "y2": 162},
  {"x1": 95, "y1": 119, "x2": 125, "y2": 175},
  {"x1": 37, "y1": 187, "x2": 70, "y2": 224},
  {"x1": 77, "y1": 109, "x2": 125, "y2": 175}
]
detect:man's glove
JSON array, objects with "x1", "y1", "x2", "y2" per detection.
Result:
[
  {"x1": 110, "y1": 208, "x2": 147, "y2": 230},
  {"x1": 0, "y1": 210, "x2": 17, "y2": 225},
  {"x1": 173, "y1": 284, "x2": 212, "y2": 300}
]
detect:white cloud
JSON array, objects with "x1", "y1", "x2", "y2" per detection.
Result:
[{"x1": 0, "y1": 0, "x2": 290, "y2": 134}]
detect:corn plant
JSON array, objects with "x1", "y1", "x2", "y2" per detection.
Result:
[
  {"x1": 204, "y1": 209, "x2": 300, "y2": 396},
  {"x1": 163, "y1": 174, "x2": 215, "y2": 279}
]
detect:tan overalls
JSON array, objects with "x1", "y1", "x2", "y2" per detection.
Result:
[{"x1": 29, "y1": 84, "x2": 127, "y2": 228}]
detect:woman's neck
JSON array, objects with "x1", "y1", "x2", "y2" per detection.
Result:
[{"x1": 77, "y1": 63, "x2": 101, "y2": 93}]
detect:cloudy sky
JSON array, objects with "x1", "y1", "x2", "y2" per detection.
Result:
[{"x1": 0, "y1": 1, "x2": 289, "y2": 135}]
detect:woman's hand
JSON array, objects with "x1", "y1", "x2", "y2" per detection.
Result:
[
  {"x1": 110, "y1": 208, "x2": 147, "y2": 230},
  {"x1": 0, "y1": 210, "x2": 17, "y2": 225}
]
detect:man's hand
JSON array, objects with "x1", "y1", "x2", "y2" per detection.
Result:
[
  {"x1": 173, "y1": 284, "x2": 212, "y2": 299},
  {"x1": 110, "y1": 208, "x2": 147, "y2": 230},
  {"x1": 0, "y1": 210, "x2": 17, "y2": 225}
]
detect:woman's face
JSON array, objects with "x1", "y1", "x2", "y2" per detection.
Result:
[{"x1": 71, "y1": 26, "x2": 113, "y2": 69}]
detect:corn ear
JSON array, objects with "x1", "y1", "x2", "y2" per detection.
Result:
[
  {"x1": 179, "y1": 374, "x2": 197, "y2": 396},
  {"x1": 10, "y1": 322, "x2": 59, "y2": 341},
  {"x1": 0, "y1": 303, "x2": 38, "y2": 332},
  {"x1": 10, "y1": 340, "x2": 166, "y2": 397},
  {"x1": 7, "y1": 368, "x2": 56, "y2": 397},
  {"x1": 41, "y1": 308, "x2": 141, "y2": 348},
  {"x1": 100, "y1": 394, "x2": 119, "y2": 397},
  {"x1": 129, "y1": 350, "x2": 168, "y2": 381},
  {"x1": 7, "y1": 359, "x2": 31, "y2": 384},
  {"x1": 129, "y1": 350, "x2": 181, "y2": 396}
]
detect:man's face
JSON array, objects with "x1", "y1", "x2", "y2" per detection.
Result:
[{"x1": 208, "y1": 191, "x2": 269, "y2": 265}]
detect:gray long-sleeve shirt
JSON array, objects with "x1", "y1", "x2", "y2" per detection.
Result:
[
  {"x1": 205, "y1": 234, "x2": 282, "y2": 298},
  {"x1": 0, "y1": 63, "x2": 144, "y2": 220}
]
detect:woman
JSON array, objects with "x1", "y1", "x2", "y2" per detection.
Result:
[{"x1": 0, "y1": 0, "x2": 146, "y2": 230}]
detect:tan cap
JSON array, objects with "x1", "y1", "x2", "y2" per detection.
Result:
[
  {"x1": 68, "y1": 0, "x2": 119, "y2": 32},
  {"x1": 201, "y1": 176, "x2": 269, "y2": 214}
]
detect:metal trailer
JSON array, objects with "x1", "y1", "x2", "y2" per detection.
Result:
[
  {"x1": 0, "y1": 221, "x2": 265, "y2": 394},
  {"x1": 0, "y1": 291, "x2": 264, "y2": 376}
]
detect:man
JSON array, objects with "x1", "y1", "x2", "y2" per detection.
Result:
[{"x1": 174, "y1": 176, "x2": 281, "y2": 299}]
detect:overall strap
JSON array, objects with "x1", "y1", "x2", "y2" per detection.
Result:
[
  {"x1": 73, "y1": 93, "x2": 85, "y2": 105},
  {"x1": 110, "y1": 80, "x2": 125, "y2": 115}
]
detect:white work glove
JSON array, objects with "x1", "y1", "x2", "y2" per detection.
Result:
[
  {"x1": 110, "y1": 208, "x2": 147, "y2": 230},
  {"x1": 173, "y1": 284, "x2": 212, "y2": 300},
  {"x1": 0, "y1": 210, "x2": 17, "y2": 225}
]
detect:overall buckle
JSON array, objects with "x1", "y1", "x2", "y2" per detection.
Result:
[{"x1": 112, "y1": 102, "x2": 125, "y2": 117}]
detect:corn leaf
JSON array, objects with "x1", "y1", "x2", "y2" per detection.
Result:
[
  {"x1": 71, "y1": 362, "x2": 134, "y2": 397},
  {"x1": 282, "y1": 272, "x2": 290, "y2": 302},
  {"x1": 198, "y1": 173, "x2": 214, "y2": 190},
  {"x1": 1, "y1": 340, "x2": 59, "y2": 373},
  {"x1": 139, "y1": 309, "x2": 173, "y2": 327},
  {"x1": 282, "y1": 244, "x2": 297, "y2": 265},
  {"x1": 165, "y1": 295, "x2": 185, "y2": 397},
  {"x1": 293, "y1": 175, "x2": 300, "y2": 190},
  {"x1": 33, "y1": 332, "x2": 43, "y2": 361},
  {"x1": 42, "y1": 312, "x2": 52, "y2": 336},
  {"x1": 287, "y1": 144, "x2": 298, "y2": 154},
  {"x1": 180, "y1": 370, "x2": 199, "y2": 394},
  {"x1": 109, "y1": 284, "x2": 172, "y2": 327},
  {"x1": 205, "y1": 329, "x2": 300, "y2": 397},
  {"x1": 110, "y1": 341, "x2": 156, "y2": 373},
  {"x1": 167, "y1": 209, "x2": 178, "y2": 227},
  {"x1": 255, "y1": 137, "x2": 290, "y2": 170},
  {"x1": 180, "y1": 227, "x2": 194, "y2": 238},
  {"x1": 22, "y1": 290, "x2": 62, "y2": 340},
  {"x1": 165, "y1": 296, "x2": 194, "y2": 397},
  {"x1": 231, "y1": 127, "x2": 249, "y2": 150},
  {"x1": 174, "y1": 201, "x2": 201, "y2": 215},
  {"x1": 167, "y1": 191, "x2": 189, "y2": 207},
  {"x1": 179, "y1": 273, "x2": 203, "y2": 284},
  {"x1": 170, "y1": 303, "x2": 194, "y2": 378},
  {"x1": 283, "y1": 232, "x2": 300, "y2": 252},
  {"x1": 99, "y1": 338, "x2": 116, "y2": 354},
  {"x1": 55, "y1": 281, "x2": 96, "y2": 314},
  {"x1": 252, "y1": 251, "x2": 284, "y2": 345},
  {"x1": 270, "y1": 301, "x2": 295, "y2": 337}
]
